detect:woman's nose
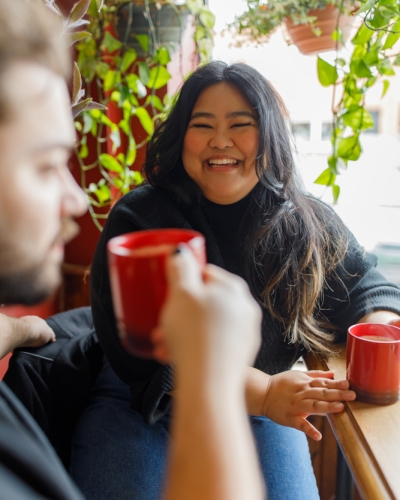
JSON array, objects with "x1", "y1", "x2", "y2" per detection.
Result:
[{"x1": 208, "y1": 129, "x2": 234, "y2": 149}]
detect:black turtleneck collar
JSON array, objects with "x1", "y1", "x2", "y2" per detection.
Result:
[{"x1": 200, "y1": 189, "x2": 254, "y2": 279}]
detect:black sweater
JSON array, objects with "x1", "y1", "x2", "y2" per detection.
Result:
[{"x1": 91, "y1": 185, "x2": 400, "y2": 424}]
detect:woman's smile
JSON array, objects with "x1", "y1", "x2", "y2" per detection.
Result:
[{"x1": 182, "y1": 82, "x2": 259, "y2": 205}]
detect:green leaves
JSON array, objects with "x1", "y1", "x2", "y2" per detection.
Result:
[
  {"x1": 121, "y1": 49, "x2": 137, "y2": 72},
  {"x1": 342, "y1": 107, "x2": 374, "y2": 131},
  {"x1": 356, "y1": 0, "x2": 377, "y2": 15},
  {"x1": 199, "y1": 8, "x2": 216, "y2": 29},
  {"x1": 147, "y1": 66, "x2": 172, "y2": 89},
  {"x1": 317, "y1": 57, "x2": 338, "y2": 87},
  {"x1": 155, "y1": 47, "x2": 171, "y2": 66},
  {"x1": 186, "y1": 0, "x2": 203, "y2": 14},
  {"x1": 68, "y1": 0, "x2": 91, "y2": 27},
  {"x1": 135, "y1": 108, "x2": 154, "y2": 136},
  {"x1": 65, "y1": 31, "x2": 91, "y2": 47},
  {"x1": 314, "y1": 168, "x2": 336, "y2": 186},
  {"x1": 99, "y1": 154, "x2": 123, "y2": 173},
  {"x1": 352, "y1": 24, "x2": 374, "y2": 45},
  {"x1": 101, "y1": 32, "x2": 122, "y2": 53},
  {"x1": 337, "y1": 135, "x2": 362, "y2": 161},
  {"x1": 136, "y1": 35, "x2": 149, "y2": 52},
  {"x1": 73, "y1": 0, "x2": 214, "y2": 227},
  {"x1": 382, "y1": 79, "x2": 390, "y2": 97}
]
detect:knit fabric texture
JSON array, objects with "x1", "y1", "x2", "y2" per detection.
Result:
[{"x1": 91, "y1": 185, "x2": 400, "y2": 423}]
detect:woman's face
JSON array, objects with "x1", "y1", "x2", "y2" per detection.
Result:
[{"x1": 182, "y1": 82, "x2": 259, "y2": 205}]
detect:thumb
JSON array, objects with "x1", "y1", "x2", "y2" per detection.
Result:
[{"x1": 166, "y1": 244, "x2": 203, "y2": 293}]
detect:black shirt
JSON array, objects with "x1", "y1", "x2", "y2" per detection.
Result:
[
  {"x1": 0, "y1": 382, "x2": 83, "y2": 500},
  {"x1": 201, "y1": 192, "x2": 252, "y2": 280}
]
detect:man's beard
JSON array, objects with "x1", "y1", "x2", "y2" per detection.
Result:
[
  {"x1": 0, "y1": 262, "x2": 59, "y2": 305},
  {"x1": 0, "y1": 217, "x2": 79, "y2": 305}
]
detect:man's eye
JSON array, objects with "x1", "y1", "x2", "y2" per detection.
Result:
[{"x1": 39, "y1": 164, "x2": 59, "y2": 175}]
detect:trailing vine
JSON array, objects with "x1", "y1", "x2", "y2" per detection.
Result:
[
  {"x1": 316, "y1": 0, "x2": 400, "y2": 201},
  {"x1": 69, "y1": 0, "x2": 214, "y2": 230}
]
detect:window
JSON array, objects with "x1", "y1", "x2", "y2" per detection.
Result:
[
  {"x1": 322, "y1": 122, "x2": 333, "y2": 141},
  {"x1": 292, "y1": 123, "x2": 310, "y2": 141},
  {"x1": 364, "y1": 110, "x2": 379, "y2": 134}
]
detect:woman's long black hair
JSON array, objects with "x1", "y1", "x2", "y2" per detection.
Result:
[{"x1": 143, "y1": 61, "x2": 348, "y2": 355}]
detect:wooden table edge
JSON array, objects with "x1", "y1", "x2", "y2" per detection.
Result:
[{"x1": 305, "y1": 352, "x2": 396, "y2": 500}]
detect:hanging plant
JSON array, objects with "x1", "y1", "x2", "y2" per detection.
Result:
[
  {"x1": 316, "y1": 0, "x2": 400, "y2": 201},
  {"x1": 53, "y1": 0, "x2": 215, "y2": 230},
  {"x1": 230, "y1": 0, "x2": 356, "y2": 46}
]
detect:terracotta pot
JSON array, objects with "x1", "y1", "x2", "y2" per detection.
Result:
[{"x1": 285, "y1": 5, "x2": 354, "y2": 55}]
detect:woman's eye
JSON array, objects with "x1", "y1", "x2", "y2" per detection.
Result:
[
  {"x1": 191, "y1": 123, "x2": 212, "y2": 129},
  {"x1": 231, "y1": 122, "x2": 252, "y2": 128}
]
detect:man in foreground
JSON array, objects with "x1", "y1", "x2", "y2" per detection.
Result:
[{"x1": 0, "y1": 1, "x2": 265, "y2": 499}]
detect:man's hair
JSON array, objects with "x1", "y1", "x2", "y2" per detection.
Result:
[{"x1": 0, "y1": 0, "x2": 70, "y2": 122}]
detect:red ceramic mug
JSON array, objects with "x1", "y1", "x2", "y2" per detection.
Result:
[
  {"x1": 346, "y1": 323, "x2": 400, "y2": 405},
  {"x1": 107, "y1": 229, "x2": 206, "y2": 357}
]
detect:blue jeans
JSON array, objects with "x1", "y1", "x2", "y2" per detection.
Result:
[{"x1": 70, "y1": 361, "x2": 319, "y2": 500}]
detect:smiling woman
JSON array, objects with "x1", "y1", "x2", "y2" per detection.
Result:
[
  {"x1": 182, "y1": 82, "x2": 259, "y2": 204},
  {"x1": 72, "y1": 61, "x2": 400, "y2": 500}
]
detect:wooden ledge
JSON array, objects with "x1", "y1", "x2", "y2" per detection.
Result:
[{"x1": 306, "y1": 346, "x2": 398, "y2": 500}]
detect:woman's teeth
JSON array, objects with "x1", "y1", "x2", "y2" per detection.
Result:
[{"x1": 207, "y1": 159, "x2": 239, "y2": 166}]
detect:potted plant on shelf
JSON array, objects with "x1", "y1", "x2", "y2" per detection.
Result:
[
  {"x1": 231, "y1": 0, "x2": 357, "y2": 54},
  {"x1": 315, "y1": 0, "x2": 400, "y2": 200},
  {"x1": 73, "y1": 0, "x2": 215, "y2": 231}
]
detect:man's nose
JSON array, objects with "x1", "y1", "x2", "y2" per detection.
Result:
[{"x1": 61, "y1": 168, "x2": 88, "y2": 219}]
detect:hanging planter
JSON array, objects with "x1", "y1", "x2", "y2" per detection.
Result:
[
  {"x1": 285, "y1": 5, "x2": 354, "y2": 55},
  {"x1": 117, "y1": 1, "x2": 191, "y2": 57}
]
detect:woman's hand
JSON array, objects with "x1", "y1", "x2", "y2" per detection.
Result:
[
  {"x1": 245, "y1": 367, "x2": 356, "y2": 441},
  {"x1": 262, "y1": 370, "x2": 356, "y2": 441}
]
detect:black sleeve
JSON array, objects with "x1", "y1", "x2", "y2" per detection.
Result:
[
  {"x1": 319, "y1": 230, "x2": 400, "y2": 342},
  {"x1": 90, "y1": 195, "x2": 173, "y2": 424},
  {"x1": 4, "y1": 307, "x2": 103, "y2": 468},
  {"x1": 0, "y1": 384, "x2": 84, "y2": 500}
]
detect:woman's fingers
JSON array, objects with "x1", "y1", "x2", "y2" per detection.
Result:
[
  {"x1": 309, "y1": 377, "x2": 350, "y2": 390},
  {"x1": 295, "y1": 417, "x2": 322, "y2": 441},
  {"x1": 300, "y1": 400, "x2": 346, "y2": 414},
  {"x1": 301, "y1": 387, "x2": 356, "y2": 402}
]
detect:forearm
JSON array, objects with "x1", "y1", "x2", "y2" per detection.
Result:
[
  {"x1": 0, "y1": 313, "x2": 30, "y2": 359},
  {"x1": 164, "y1": 372, "x2": 265, "y2": 500},
  {"x1": 357, "y1": 310, "x2": 400, "y2": 324},
  {"x1": 245, "y1": 366, "x2": 271, "y2": 416}
]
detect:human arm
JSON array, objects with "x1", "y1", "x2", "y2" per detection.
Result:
[
  {"x1": 153, "y1": 247, "x2": 265, "y2": 500},
  {"x1": 357, "y1": 310, "x2": 400, "y2": 325},
  {"x1": 0, "y1": 313, "x2": 55, "y2": 359}
]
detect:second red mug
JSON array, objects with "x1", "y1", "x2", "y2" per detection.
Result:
[{"x1": 346, "y1": 323, "x2": 400, "y2": 405}]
